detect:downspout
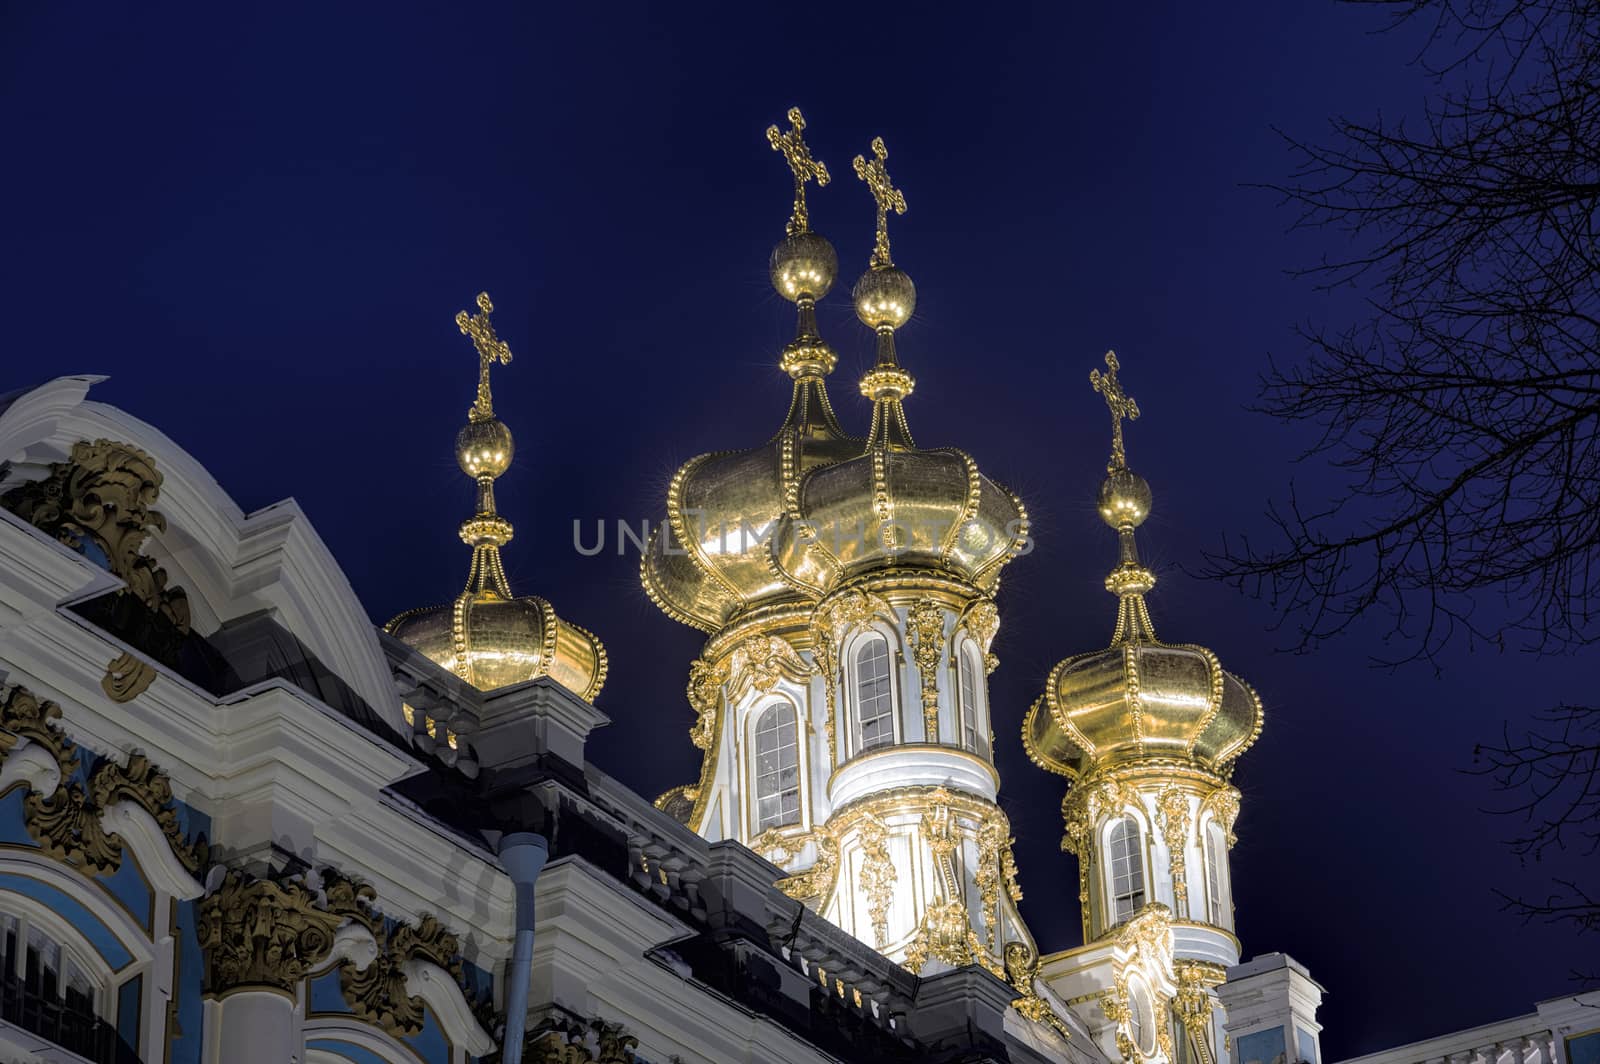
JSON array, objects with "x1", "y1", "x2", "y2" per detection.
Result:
[{"x1": 497, "y1": 832, "x2": 549, "y2": 1064}]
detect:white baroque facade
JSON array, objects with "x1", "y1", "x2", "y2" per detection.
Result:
[{"x1": 0, "y1": 116, "x2": 1594, "y2": 1064}]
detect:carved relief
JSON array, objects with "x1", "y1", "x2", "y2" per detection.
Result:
[
  {"x1": 0, "y1": 682, "x2": 206, "y2": 876},
  {"x1": 1201, "y1": 787, "x2": 1241, "y2": 848},
  {"x1": 906, "y1": 600, "x2": 945, "y2": 740},
  {"x1": 526, "y1": 1016, "x2": 639, "y2": 1064},
  {"x1": 685, "y1": 658, "x2": 724, "y2": 751},
  {"x1": 959, "y1": 599, "x2": 1001, "y2": 673},
  {"x1": 1, "y1": 439, "x2": 192, "y2": 703},
  {"x1": 199, "y1": 872, "x2": 344, "y2": 994},
  {"x1": 1156, "y1": 784, "x2": 1191, "y2": 910},
  {"x1": 856, "y1": 814, "x2": 896, "y2": 947},
  {"x1": 342, "y1": 912, "x2": 464, "y2": 1038},
  {"x1": 1173, "y1": 961, "x2": 1226, "y2": 1064},
  {"x1": 725, "y1": 634, "x2": 811, "y2": 705},
  {"x1": 1004, "y1": 941, "x2": 1073, "y2": 1040},
  {"x1": 904, "y1": 898, "x2": 979, "y2": 974},
  {"x1": 776, "y1": 829, "x2": 839, "y2": 905}
]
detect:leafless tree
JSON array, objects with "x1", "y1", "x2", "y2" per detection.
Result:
[{"x1": 1206, "y1": 0, "x2": 1600, "y2": 938}]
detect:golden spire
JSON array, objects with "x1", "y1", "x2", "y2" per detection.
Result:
[
  {"x1": 456, "y1": 292, "x2": 512, "y2": 424},
  {"x1": 767, "y1": 107, "x2": 831, "y2": 238},
  {"x1": 853, "y1": 137, "x2": 907, "y2": 270},
  {"x1": 851, "y1": 135, "x2": 917, "y2": 451},
  {"x1": 1090, "y1": 351, "x2": 1157, "y2": 642},
  {"x1": 1090, "y1": 350, "x2": 1141, "y2": 473},
  {"x1": 452, "y1": 292, "x2": 516, "y2": 600}
]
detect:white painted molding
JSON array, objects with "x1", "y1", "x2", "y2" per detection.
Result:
[
  {"x1": 0, "y1": 737, "x2": 62, "y2": 798},
  {"x1": 401, "y1": 958, "x2": 495, "y2": 1056},
  {"x1": 99, "y1": 799, "x2": 204, "y2": 900}
]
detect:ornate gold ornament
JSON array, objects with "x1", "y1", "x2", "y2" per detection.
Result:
[
  {"x1": 1201, "y1": 787, "x2": 1241, "y2": 848},
  {"x1": 526, "y1": 1017, "x2": 639, "y2": 1064},
  {"x1": 960, "y1": 599, "x2": 1001, "y2": 673},
  {"x1": 975, "y1": 815, "x2": 1004, "y2": 950},
  {"x1": 0, "y1": 683, "x2": 206, "y2": 875},
  {"x1": 852, "y1": 136, "x2": 907, "y2": 270},
  {"x1": 342, "y1": 910, "x2": 465, "y2": 1039},
  {"x1": 101, "y1": 652, "x2": 157, "y2": 702},
  {"x1": 749, "y1": 827, "x2": 803, "y2": 865},
  {"x1": 766, "y1": 107, "x2": 830, "y2": 237},
  {"x1": 1004, "y1": 941, "x2": 1073, "y2": 1040},
  {"x1": 1, "y1": 438, "x2": 193, "y2": 703},
  {"x1": 776, "y1": 829, "x2": 840, "y2": 905},
  {"x1": 725, "y1": 633, "x2": 812, "y2": 705},
  {"x1": 907, "y1": 600, "x2": 945, "y2": 740},
  {"x1": 1173, "y1": 961, "x2": 1226, "y2": 1064},
  {"x1": 856, "y1": 814, "x2": 896, "y2": 947},
  {"x1": 685, "y1": 658, "x2": 724, "y2": 751},
  {"x1": 903, "y1": 898, "x2": 979, "y2": 974},
  {"x1": 199, "y1": 872, "x2": 345, "y2": 995},
  {"x1": 1156, "y1": 784, "x2": 1191, "y2": 910}
]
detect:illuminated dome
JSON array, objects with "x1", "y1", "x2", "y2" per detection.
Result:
[
  {"x1": 388, "y1": 292, "x2": 607, "y2": 700},
  {"x1": 1023, "y1": 352, "x2": 1261, "y2": 782},
  {"x1": 640, "y1": 124, "x2": 860, "y2": 633},
  {"x1": 770, "y1": 138, "x2": 1027, "y2": 594}
]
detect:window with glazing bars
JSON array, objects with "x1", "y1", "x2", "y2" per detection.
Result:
[
  {"x1": 958, "y1": 648, "x2": 983, "y2": 753},
  {"x1": 1107, "y1": 817, "x2": 1146, "y2": 924},
  {"x1": 854, "y1": 635, "x2": 894, "y2": 753},
  {"x1": 754, "y1": 703, "x2": 801, "y2": 830}
]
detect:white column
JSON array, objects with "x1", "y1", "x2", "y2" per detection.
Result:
[{"x1": 207, "y1": 989, "x2": 300, "y2": 1064}]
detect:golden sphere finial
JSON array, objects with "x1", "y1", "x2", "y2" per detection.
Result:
[
  {"x1": 1098, "y1": 468, "x2": 1152, "y2": 529},
  {"x1": 853, "y1": 266, "x2": 917, "y2": 330},
  {"x1": 771, "y1": 231, "x2": 838, "y2": 303},
  {"x1": 456, "y1": 417, "x2": 514, "y2": 480}
]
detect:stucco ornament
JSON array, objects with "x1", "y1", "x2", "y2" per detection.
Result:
[
  {"x1": 199, "y1": 872, "x2": 345, "y2": 994},
  {"x1": 342, "y1": 911, "x2": 465, "y2": 1038},
  {"x1": 1, "y1": 438, "x2": 192, "y2": 702},
  {"x1": 0, "y1": 682, "x2": 206, "y2": 876},
  {"x1": 1004, "y1": 941, "x2": 1073, "y2": 1040},
  {"x1": 907, "y1": 599, "x2": 945, "y2": 738}
]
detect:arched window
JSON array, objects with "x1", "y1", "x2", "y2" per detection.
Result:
[
  {"x1": 753, "y1": 703, "x2": 801, "y2": 831},
  {"x1": 957, "y1": 645, "x2": 987, "y2": 756},
  {"x1": 0, "y1": 906, "x2": 110, "y2": 1058},
  {"x1": 1204, "y1": 821, "x2": 1228, "y2": 926},
  {"x1": 1106, "y1": 817, "x2": 1146, "y2": 925},
  {"x1": 852, "y1": 634, "x2": 895, "y2": 754}
]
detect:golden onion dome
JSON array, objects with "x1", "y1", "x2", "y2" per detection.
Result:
[
  {"x1": 386, "y1": 593, "x2": 606, "y2": 700},
  {"x1": 387, "y1": 292, "x2": 607, "y2": 701},
  {"x1": 641, "y1": 111, "x2": 861, "y2": 633},
  {"x1": 769, "y1": 135, "x2": 1028, "y2": 594},
  {"x1": 1022, "y1": 351, "x2": 1262, "y2": 782}
]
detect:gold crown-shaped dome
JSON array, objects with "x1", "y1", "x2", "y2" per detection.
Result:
[
  {"x1": 387, "y1": 593, "x2": 606, "y2": 699},
  {"x1": 642, "y1": 110, "x2": 861, "y2": 634},
  {"x1": 639, "y1": 232, "x2": 861, "y2": 632},
  {"x1": 1023, "y1": 639, "x2": 1261, "y2": 781},
  {"x1": 1022, "y1": 351, "x2": 1261, "y2": 782},
  {"x1": 772, "y1": 438, "x2": 1028, "y2": 593},
  {"x1": 390, "y1": 291, "x2": 607, "y2": 701}
]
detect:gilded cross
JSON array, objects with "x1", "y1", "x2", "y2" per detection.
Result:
[
  {"x1": 767, "y1": 107, "x2": 830, "y2": 237},
  {"x1": 456, "y1": 292, "x2": 513, "y2": 423},
  {"x1": 852, "y1": 136, "x2": 907, "y2": 269},
  {"x1": 1090, "y1": 350, "x2": 1140, "y2": 471}
]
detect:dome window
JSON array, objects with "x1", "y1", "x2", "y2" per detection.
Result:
[
  {"x1": 754, "y1": 702, "x2": 802, "y2": 831},
  {"x1": 851, "y1": 634, "x2": 896, "y2": 755},
  {"x1": 1106, "y1": 816, "x2": 1147, "y2": 925}
]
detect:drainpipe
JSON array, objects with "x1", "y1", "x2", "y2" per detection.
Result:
[{"x1": 497, "y1": 832, "x2": 549, "y2": 1064}]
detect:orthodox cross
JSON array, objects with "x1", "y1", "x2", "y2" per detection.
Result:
[
  {"x1": 1090, "y1": 350, "x2": 1140, "y2": 471},
  {"x1": 767, "y1": 107, "x2": 830, "y2": 237},
  {"x1": 853, "y1": 136, "x2": 907, "y2": 269},
  {"x1": 456, "y1": 291, "x2": 512, "y2": 423}
]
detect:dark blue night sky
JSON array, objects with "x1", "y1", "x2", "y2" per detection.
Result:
[{"x1": 3, "y1": 4, "x2": 1588, "y2": 1056}]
